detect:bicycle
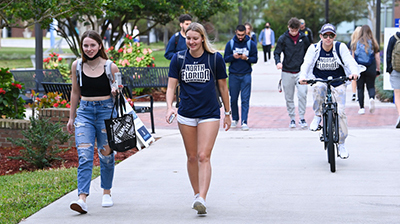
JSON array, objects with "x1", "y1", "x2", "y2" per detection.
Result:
[{"x1": 303, "y1": 76, "x2": 350, "y2": 173}]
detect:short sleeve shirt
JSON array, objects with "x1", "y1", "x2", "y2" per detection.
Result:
[
  {"x1": 313, "y1": 47, "x2": 346, "y2": 87},
  {"x1": 169, "y1": 50, "x2": 227, "y2": 119}
]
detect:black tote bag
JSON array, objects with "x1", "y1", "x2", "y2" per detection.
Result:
[{"x1": 104, "y1": 93, "x2": 137, "y2": 152}]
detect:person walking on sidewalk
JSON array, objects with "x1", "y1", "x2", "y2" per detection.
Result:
[
  {"x1": 351, "y1": 25, "x2": 380, "y2": 115},
  {"x1": 259, "y1": 22, "x2": 275, "y2": 64},
  {"x1": 164, "y1": 14, "x2": 192, "y2": 60},
  {"x1": 224, "y1": 24, "x2": 258, "y2": 131},
  {"x1": 347, "y1": 26, "x2": 362, "y2": 102},
  {"x1": 165, "y1": 22, "x2": 231, "y2": 215},
  {"x1": 299, "y1": 23, "x2": 360, "y2": 159},
  {"x1": 67, "y1": 30, "x2": 120, "y2": 214},
  {"x1": 299, "y1": 19, "x2": 314, "y2": 44},
  {"x1": 244, "y1": 22, "x2": 257, "y2": 43},
  {"x1": 385, "y1": 30, "x2": 400, "y2": 128},
  {"x1": 274, "y1": 17, "x2": 310, "y2": 128}
]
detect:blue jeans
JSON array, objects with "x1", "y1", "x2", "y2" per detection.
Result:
[
  {"x1": 74, "y1": 98, "x2": 116, "y2": 196},
  {"x1": 229, "y1": 73, "x2": 252, "y2": 124}
]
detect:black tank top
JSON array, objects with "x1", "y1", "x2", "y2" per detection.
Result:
[{"x1": 80, "y1": 71, "x2": 111, "y2": 97}]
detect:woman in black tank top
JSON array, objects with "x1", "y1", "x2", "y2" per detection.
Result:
[{"x1": 67, "y1": 30, "x2": 120, "y2": 214}]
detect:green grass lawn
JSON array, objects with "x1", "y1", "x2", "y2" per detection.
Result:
[{"x1": 0, "y1": 167, "x2": 100, "y2": 224}]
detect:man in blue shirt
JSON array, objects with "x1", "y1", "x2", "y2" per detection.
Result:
[
  {"x1": 224, "y1": 25, "x2": 258, "y2": 131},
  {"x1": 164, "y1": 14, "x2": 192, "y2": 60}
]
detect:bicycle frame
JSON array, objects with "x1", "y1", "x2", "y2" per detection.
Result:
[{"x1": 306, "y1": 76, "x2": 348, "y2": 173}]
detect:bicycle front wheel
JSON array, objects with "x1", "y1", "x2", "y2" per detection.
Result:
[{"x1": 327, "y1": 110, "x2": 336, "y2": 173}]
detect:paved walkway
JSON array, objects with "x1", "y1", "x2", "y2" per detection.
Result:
[{"x1": 19, "y1": 48, "x2": 400, "y2": 223}]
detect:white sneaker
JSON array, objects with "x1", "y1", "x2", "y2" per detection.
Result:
[
  {"x1": 309, "y1": 116, "x2": 321, "y2": 131},
  {"x1": 192, "y1": 196, "x2": 207, "y2": 214},
  {"x1": 338, "y1": 143, "x2": 349, "y2": 159},
  {"x1": 70, "y1": 199, "x2": 88, "y2": 214},
  {"x1": 289, "y1": 120, "x2": 296, "y2": 128},
  {"x1": 358, "y1": 108, "x2": 365, "y2": 115},
  {"x1": 241, "y1": 123, "x2": 249, "y2": 131},
  {"x1": 102, "y1": 194, "x2": 113, "y2": 207},
  {"x1": 369, "y1": 98, "x2": 375, "y2": 113},
  {"x1": 299, "y1": 119, "x2": 308, "y2": 128},
  {"x1": 231, "y1": 120, "x2": 238, "y2": 128}
]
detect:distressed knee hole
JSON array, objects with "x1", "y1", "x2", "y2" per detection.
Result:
[
  {"x1": 78, "y1": 143, "x2": 92, "y2": 149},
  {"x1": 75, "y1": 122, "x2": 85, "y2": 127},
  {"x1": 101, "y1": 129, "x2": 107, "y2": 133}
]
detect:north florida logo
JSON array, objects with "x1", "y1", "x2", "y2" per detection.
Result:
[
  {"x1": 181, "y1": 64, "x2": 210, "y2": 83},
  {"x1": 315, "y1": 57, "x2": 339, "y2": 71}
]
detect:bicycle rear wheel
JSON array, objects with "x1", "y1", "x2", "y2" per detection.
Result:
[{"x1": 327, "y1": 110, "x2": 336, "y2": 173}]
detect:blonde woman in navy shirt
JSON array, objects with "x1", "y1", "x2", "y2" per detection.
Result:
[{"x1": 166, "y1": 22, "x2": 231, "y2": 215}]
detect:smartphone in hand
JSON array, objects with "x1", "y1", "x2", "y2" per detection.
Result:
[{"x1": 168, "y1": 114, "x2": 176, "y2": 124}]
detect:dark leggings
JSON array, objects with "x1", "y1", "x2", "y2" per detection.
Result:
[
  {"x1": 357, "y1": 63, "x2": 376, "y2": 108},
  {"x1": 262, "y1": 45, "x2": 272, "y2": 62}
]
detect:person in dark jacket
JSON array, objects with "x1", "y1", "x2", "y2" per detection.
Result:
[
  {"x1": 299, "y1": 19, "x2": 314, "y2": 44},
  {"x1": 164, "y1": 14, "x2": 192, "y2": 60},
  {"x1": 274, "y1": 17, "x2": 310, "y2": 128},
  {"x1": 386, "y1": 31, "x2": 400, "y2": 128},
  {"x1": 224, "y1": 24, "x2": 258, "y2": 131}
]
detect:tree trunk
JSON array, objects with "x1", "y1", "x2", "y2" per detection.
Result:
[{"x1": 163, "y1": 27, "x2": 169, "y2": 48}]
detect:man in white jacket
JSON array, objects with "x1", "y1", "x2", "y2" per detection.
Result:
[{"x1": 298, "y1": 23, "x2": 359, "y2": 159}]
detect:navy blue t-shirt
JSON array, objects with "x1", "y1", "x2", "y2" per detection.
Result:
[
  {"x1": 169, "y1": 50, "x2": 227, "y2": 119},
  {"x1": 313, "y1": 47, "x2": 346, "y2": 87}
]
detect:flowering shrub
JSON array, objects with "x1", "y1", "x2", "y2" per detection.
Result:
[
  {"x1": 29, "y1": 91, "x2": 71, "y2": 109},
  {"x1": 106, "y1": 35, "x2": 155, "y2": 67},
  {"x1": 43, "y1": 52, "x2": 71, "y2": 82},
  {"x1": 0, "y1": 67, "x2": 26, "y2": 119}
]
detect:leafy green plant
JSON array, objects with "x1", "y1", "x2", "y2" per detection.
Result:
[
  {"x1": 43, "y1": 52, "x2": 71, "y2": 82},
  {"x1": 0, "y1": 67, "x2": 26, "y2": 119},
  {"x1": 29, "y1": 90, "x2": 71, "y2": 109},
  {"x1": 8, "y1": 117, "x2": 72, "y2": 169},
  {"x1": 106, "y1": 35, "x2": 156, "y2": 67},
  {"x1": 375, "y1": 75, "x2": 394, "y2": 102}
]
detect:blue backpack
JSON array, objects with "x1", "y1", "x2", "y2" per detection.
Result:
[{"x1": 354, "y1": 40, "x2": 374, "y2": 66}]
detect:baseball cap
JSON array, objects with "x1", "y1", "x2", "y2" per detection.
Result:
[
  {"x1": 299, "y1": 19, "x2": 305, "y2": 24},
  {"x1": 320, "y1": 23, "x2": 336, "y2": 35}
]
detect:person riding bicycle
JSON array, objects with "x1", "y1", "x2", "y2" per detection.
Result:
[{"x1": 299, "y1": 23, "x2": 359, "y2": 159}]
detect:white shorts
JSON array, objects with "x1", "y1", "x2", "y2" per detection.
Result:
[{"x1": 177, "y1": 114, "x2": 219, "y2": 127}]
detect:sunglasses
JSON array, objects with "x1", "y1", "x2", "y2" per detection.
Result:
[{"x1": 322, "y1": 33, "x2": 335, "y2": 39}]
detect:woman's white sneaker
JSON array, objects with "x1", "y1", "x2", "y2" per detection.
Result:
[
  {"x1": 369, "y1": 98, "x2": 375, "y2": 113},
  {"x1": 102, "y1": 194, "x2": 113, "y2": 207},
  {"x1": 358, "y1": 108, "x2": 365, "y2": 115},
  {"x1": 70, "y1": 199, "x2": 88, "y2": 214},
  {"x1": 192, "y1": 196, "x2": 207, "y2": 214}
]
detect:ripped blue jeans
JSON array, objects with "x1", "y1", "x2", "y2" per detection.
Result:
[{"x1": 74, "y1": 98, "x2": 116, "y2": 196}]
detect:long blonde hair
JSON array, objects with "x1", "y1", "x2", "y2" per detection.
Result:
[
  {"x1": 350, "y1": 26, "x2": 361, "y2": 52},
  {"x1": 353, "y1": 25, "x2": 379, "y2": 53},
  {"x1": 185, "y1": 22, "x2": 216, "y2": 54}
]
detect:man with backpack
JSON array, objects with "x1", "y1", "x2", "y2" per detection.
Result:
[
  {"x1": 298, "y1": 23, "x2": 360, "y2": 159},
  {"x1": 274, "y1": 17, "x2": 310, "y2": 129},
  {"x1": 224, "y1": 24, "x2": 258, "y2": 131},
  {"x1": 386, "y1": 30, "x2": 400, "y2": 128},
  {"x1": 164, "y1": 14, "x2": 192, "y2": 60}
]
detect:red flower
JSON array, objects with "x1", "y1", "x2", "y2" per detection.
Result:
[
  {"x1": 152, "y1": 63, "x2": 155, "y2": 67},
  {"x1": 15, "y1": 84, "x2": 22, "y2": 89},
  {"x1": 129, "y1": 36, "x2": 133, "y2": 40},
  {"x1": 0, "y1": 88, "x2": 6, "y2": 94},
  {"x1": 61, "y1": 100, "x2": 67, "y2": 104},
  {"x1": 66, "y1": 104, "x2": 71, "y2": 108},
  {"x1": 36, "y1": 97, "x2": 40, "y2": 101},
  {"x1": 152, "y1": 57, "x2": 155, "y2": 60},
  {"x1": 58, "y1": 57, "x2": 62, "y2": 61},
  {"x1": 118, "y1": 48, "x2": 123, "y2": 53},
  {"x1": 11, "y1": 83, "x2": 15, "y2": 86},
  {"x1": 110, "y1": 46, "x2": 114, "y2": 50},
  {"x1": 126, "y1": 34, "x2": 129, "y2": 38},
  {"x1": 53, "y1": 103, "x2": 59, "y2": 108}
]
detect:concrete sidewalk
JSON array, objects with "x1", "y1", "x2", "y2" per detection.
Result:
[{"x1": 20, "y1": 51, "x2": 400, "y2": 223}]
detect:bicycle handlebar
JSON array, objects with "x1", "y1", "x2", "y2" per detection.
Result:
[{"x1": 300, "y1": 76, "x2": 354, "y2": 86}]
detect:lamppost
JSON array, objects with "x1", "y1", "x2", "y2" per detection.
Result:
[
  {"x1": 376, "y1": 0, "x2": 381, "y2": 45},
  {"x1": 325, "y1": 0, "x2": 329, "y2": 23},
  {"x1": 239, "y1": 0, "x2": 242, "y2": 25}
]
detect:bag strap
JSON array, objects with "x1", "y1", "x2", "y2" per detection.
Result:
[
  {"x1": 335, "y1": 41, "x2": 344, "y2": 65},
  {"x1": 110, "y1": 92, "x2": 126, "y2": 119}
]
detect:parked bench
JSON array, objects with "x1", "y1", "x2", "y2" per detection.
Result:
[
  {"x1": 41, "y1": 82, "x2": 72, "y2": 102},
  {"x1": 10, "y1": 69, "x2": 65, "y2": 103},
  {"x1": 119, "y1": 67, "x2": 169, "y2": 90}
]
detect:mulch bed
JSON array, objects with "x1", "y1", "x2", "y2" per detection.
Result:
[{"x1": 0, "y1": 146, "x2": 138, "y2": 176}]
